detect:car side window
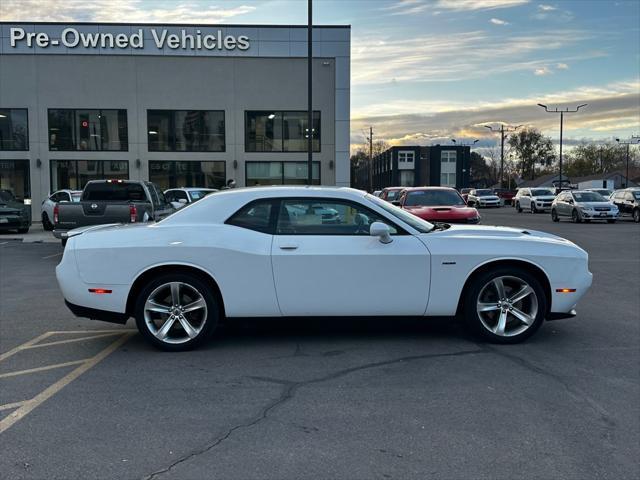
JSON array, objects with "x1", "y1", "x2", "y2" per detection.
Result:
[
  {"x1": 164, "y1": 191, "x2": 175, "y2": 203},
  {"x1": 174, "y1": 190, "x2": 188, "y2": 201},
  {"x1": 626, "y1": 192, "x2": 634, "y2": 201},
  {"x1": 226, "y1": 200, "x2": 275, "y2": 234},
  {"x1": 276, "y1": 199, "x2": 398, "y2": 236}
]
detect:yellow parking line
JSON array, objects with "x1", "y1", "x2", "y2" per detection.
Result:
[
  {"x1": 24, "y1": 332, "x2": 124, "y2": 349},
  {"x1": 47, "y1": 329, "x2": 137, "y2": 334},
  {"x1": 0, "y1": 332, "x2": 56, "y2": 363},
  {"x1": 0, "y1": 332, "x2": 134, "y2": 434},
  {"x1": 0, "y1": 400, "x2": 30, "y2": 412},
  {"x1": 0, "y1": 359, "x2": 89, "y2": 379}
]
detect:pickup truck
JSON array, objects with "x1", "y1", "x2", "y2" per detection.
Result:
[{"x1": 53, "y1": 180, "x2": 174, "y2": 245}]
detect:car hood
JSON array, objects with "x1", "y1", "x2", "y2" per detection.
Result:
[
  {"x1": 577, "y1": 201, "x2": 615, "y2": 208},
  {"x1": 477, "y1": 195, "x2": 500, "y2": 201},
  {"x1": 428, "y1": 224, "x2": 574, "y2": 245},
  {"x1": 531, "y1": 196, "x2": 556, "y2": 201},
  {"x1": 404, "y1": 205, "x2": 477, "y2": 216}
]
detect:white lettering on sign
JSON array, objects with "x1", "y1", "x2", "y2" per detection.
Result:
[{"x1": 8, "y1": 27, "x2": 250, "y2": 51}]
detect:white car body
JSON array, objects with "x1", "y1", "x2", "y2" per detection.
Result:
[
  {"x1": 467, "y1": 190, "x2": 500, "y2": 208},
  {"x1": 41, "y1": 189, "x2": 81, "y2": 225},
  {"x1": 164, "y1": 188, "x2": 218, "y2": 210},
  {"x1": 57, "y1": 187, "x2": 591, "y2": 340},
  {"x1": 514, "y1": 188, "x2": 557, "y2": 213}
]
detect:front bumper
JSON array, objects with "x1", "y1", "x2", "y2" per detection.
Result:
[
  {"x1": 547, "y1": 309, "x2": 577, "y2": 321},
  {"x1": 580, "y1": 211, "x2": 618, "y2": 219},
  {"x1": 0, "y1": 215, "x2": 30, "y2": 230}
]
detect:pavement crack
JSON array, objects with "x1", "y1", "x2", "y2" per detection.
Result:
[{"x1": 142, "y1": 348, "x2": 484, "y2": 479}]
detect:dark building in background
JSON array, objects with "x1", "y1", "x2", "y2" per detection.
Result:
[{"x1": 352, "y1": 145, "x2": 471, "y2": 191}]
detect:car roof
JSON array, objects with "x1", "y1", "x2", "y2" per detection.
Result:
[
  {"x1": 401, "y1": 186, "x2": 457, "y2": 191},
  {"x1": 166, "y1": 187, "x2": 218, "y2": 192},
  {"x1": 382, "y1": 187, "x2": 404, "y2": 191}
]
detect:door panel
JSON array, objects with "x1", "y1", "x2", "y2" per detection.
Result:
[{"x1": 272, "y1": 235, "x2": 430, "y2": 316}]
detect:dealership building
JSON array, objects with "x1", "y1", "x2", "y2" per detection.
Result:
[{"x1": 0, "y1": 22, "x2": 350, "y2": 217}]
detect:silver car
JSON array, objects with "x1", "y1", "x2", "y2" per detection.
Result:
[{"x1": 551, "y1": 190, "x2": 619, "y2": 223}]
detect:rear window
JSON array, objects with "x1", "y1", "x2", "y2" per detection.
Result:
[
  {"x1": 82, "y1": 182, "x2": 146, "y2": 202},
  {"x1": 71, "y1": 193, "x2": 82, "y2": 202}
]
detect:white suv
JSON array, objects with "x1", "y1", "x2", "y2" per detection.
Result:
[
  {"x1": 514, "y1": 188, "x2": 557, "y2": 213},
  {"x1": 467, "y1": 189, "x2": 500, "y2": 208}
]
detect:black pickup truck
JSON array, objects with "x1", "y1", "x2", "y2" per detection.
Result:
[{"x1": 53, "y1": 180, "x2": 174, "y2": 245}]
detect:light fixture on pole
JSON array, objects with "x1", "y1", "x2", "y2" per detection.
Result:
[
  {"x1": 484, "y1": 124, "x2": 522, "y2": 187},
  {"x1": 537, "y1": 103, "x2": 587, "y2": 191},
  {"x1": 615, "y1": 136, "x2": 640, "y2": 188}
]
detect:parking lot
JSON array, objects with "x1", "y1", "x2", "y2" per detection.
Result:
[{"x1": 1, "y1": 208, "x2": 638, "y2": 480}]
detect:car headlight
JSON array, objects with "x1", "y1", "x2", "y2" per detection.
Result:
[{"x1": 580, "y1": 206, "x2": 592, "y2": 212}]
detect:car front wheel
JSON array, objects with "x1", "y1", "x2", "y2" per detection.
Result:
[
  {"x1": 572, "y1": 209, "x2": 582, "y2": 223},
  {"x1": 516, "y1": 202, "x2": 522, "y2": 213},
  {"x1": 531, "y1": 203, "x2": 537, "y2": 213},
  {"x1": 634, "y1": 209, "x2": 640, "y2": 223},
  {"x1": 551, "y1": 209, "x2": 559, "y2": 222},
  {"x1": 463, "y1": 267, "x2": 547, "y2": 344},
  {"x1": 134, "y1": 273, "x2": 219, "y2": 351}
]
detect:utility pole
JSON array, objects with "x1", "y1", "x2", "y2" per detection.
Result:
[
  {"x1": 538, "y1": 103, "x2": 587, "y2": 191},
  {"x1": 306, "y1": 0, "x2": 313, "y2": 186},
  {"x1": 485, "y1": 124, "x2": 522, "y2": 187},
  {"x1": 367, "y1": 126, "x2": 373, "y2": 192},
  {"x1": 616, "y1": 136, "x2": 640, "y2": 188}
]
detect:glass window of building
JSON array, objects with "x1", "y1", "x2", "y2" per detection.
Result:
[
  {"x1": 147, "y1": 110, "x2": 225, "y2": 152},
  {"x1": 0, "y1": 160, "x2": 30, "y2": 200},
  {"x1": 440, "y1": 150, "x2": 457, "y2": 187},
  {"x1": 50, "y1": 160, "x2": 129, "y2": 191},
  {"x1": 148, "y1": 161, "x2": 226, "y2": 190},
  {"x1": 0, "y1": 109, "x2": 29, "y2": 151},
  {"x1": 48, "y1": 109, "x2": 128, "y2": 151},
  {"x1": 246, "y1": 161, "x2": 320, "y2": 186},
  {"x1": 245, "y1": 111, "x2": 320, "y2": 152}
]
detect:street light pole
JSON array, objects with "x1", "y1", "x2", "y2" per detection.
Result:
[
  {"x1": 484, "y1": 124, "x2": 522, "y2": 187},
  {"x1": 537, "y1": 103, "x2": 587, "y2": 191},
  {"x1": 307, "y1": 0, "x2": 313, "y2": 186}
]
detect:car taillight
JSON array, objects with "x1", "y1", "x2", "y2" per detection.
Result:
[
  {"x1": 129, "y1": 204, "x2": 137, "y2": 223},
  {"x1": 53, "y1": 204, "x2": 59, "y2": 224}
]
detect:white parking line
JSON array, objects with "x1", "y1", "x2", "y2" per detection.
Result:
[
  {"x1": 41, "y1": 252, "x2": 63, "y2": 259},
  {"x1": 24, "y1": 332, "x2": 125, "y2": 349},
  {"x1": 0, "y1": 400, "x2": 29, "y2": 412},
  {"x1": 0, "y1": 359, "x2": 89, "y2": 379},
  {"x1": 0, "y1": 331, "x2": 134, "y2": 434}
]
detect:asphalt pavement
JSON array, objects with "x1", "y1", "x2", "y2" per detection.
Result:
[{"x1": 0, "y1": 208, "x2": 638, "y2": 480}]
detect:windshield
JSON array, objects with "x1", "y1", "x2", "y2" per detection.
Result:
[
  {"x1": 0, "y1": 191, "x2": 15, "y2": 203},
  {"x1": 405, "y1": 190, "x2": 465, "y2": 207},
  {"x1": 366, "y1": 194, "x2": 434, "y2": 233},
  {"x1": 573, "y1": 192, "x2": 605, "y2": 202},
  {"x1": 385, "y1": 190, "x2": 401, "y2": 201},
  {"x1": 531, "y1": 189, "x2": 555, "y2": 196},
  {"x1": 633, "y1": 191, "x2": 640, "y2": 199},
  {"x1": 71, "y1": 193, "x2": 82, "y2": 202},
  {"x1": 475, "y1": 189, "x2": 493, "y2": 196}
]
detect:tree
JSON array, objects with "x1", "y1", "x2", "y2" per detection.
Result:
[
  {"x1": 563, "y1": 143, "x2": 633, "y2": 177},
  {"x1": 507, "y1": 128, "x2": 556, "y2": 180},
  {"x1": 469, "y1": 151, "x2": 494, "y2": 187}
]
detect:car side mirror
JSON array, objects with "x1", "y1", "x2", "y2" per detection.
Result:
[
  {"x1": 370, "y1": 222, "x2": 393, "y2": 244},
  {"x1": 178, "y1": 198, "x2": 188, "y2": 204},
  {"x1": 568, "y1": 199, "x2": 573, "y2": 204},
  {"x1": 391, "y1": 200, "x2": 401, "y2": 206}
]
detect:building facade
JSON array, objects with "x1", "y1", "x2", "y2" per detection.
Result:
[
  {"x1": 352, "y1": 145, "x2": 471, "y2": 191},
  {"x1": 0, "y1": 22, "x2": 350, "y2": 217}
]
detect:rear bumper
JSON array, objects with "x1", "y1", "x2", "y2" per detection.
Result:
[
  {"x1": 0, "y1": 216, "x2": 30, "y2": 230},
  {"x1": 547, "y1": 309, "x2": 577, "y2": 321},
  {"x1": 65, "y1": 300, "x2": 130, "y2": 324},
  {"x1": 53, "y1": 229, "x2": 68, "y2": 239}
]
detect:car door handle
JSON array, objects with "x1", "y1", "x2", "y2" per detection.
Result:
[{"x1": 279, "y1": 245, "x2": 298, "y2": 250}]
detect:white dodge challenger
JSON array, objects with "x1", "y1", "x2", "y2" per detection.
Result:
[{"x1": 56, "y1": 187, "x2": 592, "y2": 351}]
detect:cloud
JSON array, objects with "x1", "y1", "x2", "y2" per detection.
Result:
[
  {"x1": 538, "y1": 4, "x2": 557, "y2": 11},
  {"x1": 556, "y1": 62, "x2": 569, "y2": 69},
  {"x1": 351, "y1": 30, "x2": 595, "y2": 85},
  {"x1": 534, "y1": 66, "x2": 553, "y2": 75},
  {"x1": 350, "y1": 80, "x2": 640, "y2": 149},
  {"x1": 490, "y1": 18, "x2": 510, "y2": 25},
  {"x1": 533, "y1": 3, "x2": 573, "y2": 21},
  {"x1": 0, "y1": 0, "x2": 256, "y2": 23},
  {"x1": 384, "y1": 0, "x2": 529, "y2": 15}
]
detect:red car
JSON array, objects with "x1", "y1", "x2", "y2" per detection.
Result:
[
  {"x1": 379, "y1": 187, "x2": 404, "y2": 203},
  {"x1": 392, "y1": 187, "x2": 481, "y2": 224}
]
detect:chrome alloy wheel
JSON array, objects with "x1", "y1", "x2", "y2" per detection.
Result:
[
  {"x1": 143, "y1": 282, "x2": 208, "y2": 344},
  {"x1": 476, "y1": 276, "x2": 539, "y2": 337}
]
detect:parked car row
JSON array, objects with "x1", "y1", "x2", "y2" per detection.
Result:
[{"x1": 0, "y1": 189, "x2": 31, "y2": 233}]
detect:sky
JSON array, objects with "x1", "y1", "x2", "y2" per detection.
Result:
[{"x1": 1, "y1": 0, "x2": 639, "y2": 152}]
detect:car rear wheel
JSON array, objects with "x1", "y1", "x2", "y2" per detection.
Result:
[
  {"x1": 551, "y1": 209, "x2": 559, "y2": 222},
  {"x1": 572, "y1": 209, "x2": 581, "y2": 223},
  {"x1": 17, "y1": 227, "x2": 29, "y2": 234},
  {"x1": 463, "y1": 267, "x2": 546, "y2": 344},
  {"x1": 516, "y1": 202, "x2": 522, "y2": 213},
  {"x1": 135, "y1": 273, "x2": 219, "y2": 351},
  {"x1": 42, "y1": 212, "x2": 54, "y2": 231}
]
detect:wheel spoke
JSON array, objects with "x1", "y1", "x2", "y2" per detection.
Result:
[
  {"x1": 170, "y1": 282, "x2": 181, "y2": 306},
  {"x1": 156, "y1": 316, "x2": 177, "y2": 340},
  {"x1": 510, "y1": 307, "x2": 534, "y2": 326},
  {"x1": 494, "y1": 310, "x2": 508, "y2": 335},
  {"x1": 478, "y1": 302, "x2": 500, "y2": 312},
  {"x1": 177, "y1": 316, "x2": 198, "y2": 339},
  {"x1": 183, "y1": 298, "x2": 206, "y2": 313},
  {"x1": 493, "y1": 278, "x2": 506, "y2": 299},
  {"x1": 509, "y1": 284, "x2": 533, "y2": 304},
  {"x1": 145, "y1": 299, "x2": 171, "y2": 314}
]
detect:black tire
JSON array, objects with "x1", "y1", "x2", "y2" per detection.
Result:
[
  {"x1": 551, "y1": 209, "x2": 559, "y2": 222},
  {"x1": 634, "y1": 209, "x2": 640, "y2": 223},
  {"x1": 572, "y1": 209, "x2": 581, "y2": 223},
  {"x1": 17, "y1": 227, "x2": 29, "y2": 234},
  {"x1": 61, "y1": 238, "x2": 67, "y2": 247},
  {"x1": 134, "y1": 272, "x2": 220, "y2": 352},
  {"x1": 516, "y1": 202, "x2": 522, "y2": 213},
  {"x1": 531, "y1": 203, "x2": 537, "y2": 214},
  {"x1": 42, "y1": 213, "x2": 54, "y2": 231},
  {"x1": 606, "y1": 219, "x2": 616, "y2": 224},
  {"x1": 462, "y1": 266, "x2": 547, "y2": 344}
]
